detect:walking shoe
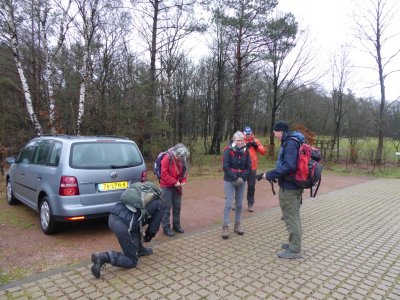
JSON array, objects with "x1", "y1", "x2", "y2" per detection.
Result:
[
  {"x1": 91, "y1": 252, "x2": 110, "y2": 279},
  {"x1": 222, "y1": 225, "x2": 229, "y2": 239},
  {"x1": 248, "y1": 204, "x2": 254, "y2": 212},
  {"x1": 138, "y1": 246, "x2": 153, "y2": 256},
  {"x1": 282, "y1": 243, "x2": 289, "y2": 250},
  {"x1": 173, "y1": 225, "x2": 184, "y2": 233},
  {"x1": 234, "y1": 222, "x2": 244, "y2": 235},
  {"x1": 163, "y1": 226, "x2": 175, "y2": 237},
  {"x1": 277, "y1": 249, "x2": 302, "y2": 259}
]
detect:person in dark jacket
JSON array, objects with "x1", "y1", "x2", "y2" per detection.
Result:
[
  {"x1": 90, "y1": 198, "x2": 165, "y2": 278},
  {"x1": 222, "y1": 131, "x2": 252, "y2": 239},
  {"x1": 261, "y1": 120, "x2": 304, "y2": 259},
  {"x1": 160, "y1": 143, "x2": 189, "y2": 237}
]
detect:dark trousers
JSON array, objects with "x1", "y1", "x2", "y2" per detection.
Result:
[
  {"x1": 161, "y1": 187, "x2": 182, "y2": 229},
  {"x1": 108, "y1": 214, "x2": 139, "y2": 268},
  {"x1": 108, "y1": 199, "x2": 165, "y2": 268},
  {"x1": 247, "y1": 170, "x2": 257, "y2": 205},
  {"x1": 279, "y1": 188, "x2": 303, "y2": 253}
]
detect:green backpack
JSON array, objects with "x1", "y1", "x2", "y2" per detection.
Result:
[{"x1": 120, "y1": 181, "x2": 162, "y2": 221}]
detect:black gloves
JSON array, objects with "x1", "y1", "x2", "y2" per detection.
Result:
[
  {"x1": 256, "y1": 173, "x2": 264, "y2": 181},
  {"x1": 246, "y1": 141, "x2": 258, "y2": 149},
  {"x1": 144, "y1": 231, "x2": 155, "y2": 242}
]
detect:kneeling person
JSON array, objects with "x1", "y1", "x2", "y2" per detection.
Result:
[{"x1": 91, "y1": 197, "x2": 165, "y2": 278}]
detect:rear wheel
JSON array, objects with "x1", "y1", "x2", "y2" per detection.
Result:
[
  {"x1": 6, "y1": 180, "x2": 18, "y2": 205},
  {"x1": 40, "y1": 197, "x2": 57, "y2": 234}
]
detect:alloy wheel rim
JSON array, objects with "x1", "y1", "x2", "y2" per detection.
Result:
[
  {"x1": 6, "y1": 182, "x2": 12, "y2": 202},
  {"x1": 41, "y1": 202, "x2": 50, "y2": 229}
]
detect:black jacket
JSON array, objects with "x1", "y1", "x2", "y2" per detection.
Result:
[{"x1": 223, "y1": 144, "x2": 251, "y2": 182}]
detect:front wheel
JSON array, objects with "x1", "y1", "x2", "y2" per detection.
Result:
[
  {"x1": 6, "y1": 180, "x2": 18, "y2": 205},
  {"x1": 40, "y1": 197, "x2": 57, "y2": 234}
]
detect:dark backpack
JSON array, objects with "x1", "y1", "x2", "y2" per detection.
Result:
[
  {"x1": 153, "y1": 149, "x2": 187, "y2": 181},
  {"x1": 153, "y1": 150, "x2": 172, "y2": 180},
  {"x1": 287, "y1": 138, "x2": 323, "y2": 197}
]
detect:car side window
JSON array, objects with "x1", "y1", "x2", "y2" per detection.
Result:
[
  {"x1": 18, "y1": 141, "x2": 37, "y2": 164},
  {"x1": 49, "y1": 142, "x2": 62, "y2": 166},
  {"x1": 32, "y1": 140, "x2": 54, "y2": 165}
]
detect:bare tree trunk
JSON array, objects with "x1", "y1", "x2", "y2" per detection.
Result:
[{"x1": 5, "y1": 0, "x2": 43, "y2": 136}]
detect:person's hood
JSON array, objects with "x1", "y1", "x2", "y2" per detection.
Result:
[{"x1": 283, "y1": 131, "x2": 305, "y2": 143}]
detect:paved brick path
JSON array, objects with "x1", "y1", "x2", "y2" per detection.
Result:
[{"x1": 1, "y1": 178, "x2": 399, "y2": 299}]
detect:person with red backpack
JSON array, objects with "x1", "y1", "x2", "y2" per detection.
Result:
[
  {"x1": 243, "y1": 126, "x2": 267, "y2": 212},
  {"x1": 260, "y1": 121, "x2": 304, "y2": 259},
  {"x1": 160, "y1": 143, "x2": 189, "y2": 237},
  {"x1": 222, "y1": 131, "x2": 252, "y2": 239}
]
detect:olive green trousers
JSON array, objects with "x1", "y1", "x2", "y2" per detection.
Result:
[{"x1": 279, "y1": 187, "x2": 303, "y2": 253}]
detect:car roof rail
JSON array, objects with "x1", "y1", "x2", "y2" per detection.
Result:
[
  {"x1": 95, "y1": 135, "x2": 129, "y2": 140},
  {"x1": 39, "y1": 134, "x2": 73, "y2": 139}
]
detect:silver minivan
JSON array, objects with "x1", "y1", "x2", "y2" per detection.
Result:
[{"x1": 6, "y1": 135, "x2": 147, "y2": 234}]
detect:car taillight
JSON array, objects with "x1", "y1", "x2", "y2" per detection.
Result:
[
  {"x1": 141, "y1": 170, "x2": 148, "y2": 182},
  {"x1": 59, "y1": 176, "x2": 80, "y2": 196}
]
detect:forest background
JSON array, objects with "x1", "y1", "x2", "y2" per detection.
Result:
[{"x1": 0, "y1": 0, "x2": 400, "y2": 167}]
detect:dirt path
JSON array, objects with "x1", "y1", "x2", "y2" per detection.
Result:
[{"x1": 0, "y1": 173, "x2": 374, "y2": 283}]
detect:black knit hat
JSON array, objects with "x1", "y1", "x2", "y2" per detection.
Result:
[{"x1": 273, "y1": 120, "x2": 289, "y2": 132}]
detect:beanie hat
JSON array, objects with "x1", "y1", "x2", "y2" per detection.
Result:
[
  {"x1": 273, "y1": 120, "x2": 289, "y2": 132},
  {"x1": 243, "y1": 126, "x2": 252, "y2": 135},
  {"x1": 171, "y1": 143, "x2": 190, "y2": 159}
]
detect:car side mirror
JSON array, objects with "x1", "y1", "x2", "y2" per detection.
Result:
[{"x1": 6, "y1": 157, "x2": 16, "y2": 164}]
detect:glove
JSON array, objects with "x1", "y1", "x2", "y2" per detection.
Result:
[
  {"x1": 233, "y1": 177, "x2": 244, "y2": 186},
  {"x1": 256, "y1": 173, "x2": 264, "y2": 181},
  {"x1": 251, "y1": 141, "x2": 258, "y2": 149},
  {"x1": 143, "y1": 231, "x2": 155, "y2": 242}
]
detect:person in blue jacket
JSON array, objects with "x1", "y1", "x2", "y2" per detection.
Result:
[
  {"x1": 222, "y1": 131, "x2": 252, "y2": 239},
  {"x1": 90, "y1": 198, "x2": 165, "y2": 278},
  {"x1": 261, "y1": 120, "x2": 304, "y2": 259}
]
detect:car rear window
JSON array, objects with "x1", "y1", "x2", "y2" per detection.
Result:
[{"x1": 70, "y1": 141, "x2": 143, "y2": 169}]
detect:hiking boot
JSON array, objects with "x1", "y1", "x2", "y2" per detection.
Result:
[
  {"x1": 138, "y1": 246, "x2": 153, "y2": 256},
  {"x1": 248, "y1": 204, "x2": 254, "y2": 212},
  {"x1": 234, "y1": 222, "x2": 244, "y2": 235},
  {"x1": 163, "y1": 226, "x2": 175, "y2": 237},
  {"x1": 282, "y1": 243, "x2": 289, "y2": 250},
  {"x1": 91, "y1": 252, "x2": 110, "y2": 279},
  {"x1": 173, "y1": 225, "x2": 184, "y2": 233},
  {"x1": 277, "y1": 249, "x2": 302, "y2": 259},
  {"x1": 222, "y1": 225, "x2": 229, "y2": 239}
]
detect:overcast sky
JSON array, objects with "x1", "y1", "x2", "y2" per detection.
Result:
[{"x1": 277, "y1": 0, "x2": 400, "y2": 101}]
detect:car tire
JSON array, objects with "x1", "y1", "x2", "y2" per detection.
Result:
[
  {"x1": 6, "y1": 180, "x2": 18, "y2": 205},
  {"x1": 40, "y1": 196, "x2": 57, "y2": 234}
]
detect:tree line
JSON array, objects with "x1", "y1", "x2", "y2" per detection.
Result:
[{"x1": 0, "y1": 0, "x2": 399, "y2": 163}]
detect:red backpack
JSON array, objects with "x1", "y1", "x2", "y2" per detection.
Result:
[{"x1": 287, "y1": 138, "x2": 323, "y2": 197}]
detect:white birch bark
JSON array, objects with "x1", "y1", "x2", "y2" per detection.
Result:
[
  {"x1": 5, "y1": 0, "x2": 43, "y2": 136},
  {"x1": 41, "y1": 0, "x2": 72, "y2": 134},
  {"x1": 75, "y1": 0, "x2": 99, "y2": 135}
]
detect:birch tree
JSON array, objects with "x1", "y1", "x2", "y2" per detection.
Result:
[
  {"x1": 39, "y1": 0, "x2": 73, "y2": 133},
  {"x1": 73, "y1": 0, "x2": 100, "y2": 135},
  {"x1": 2, "y1": 0, "x2": 43, "y2": 135}
]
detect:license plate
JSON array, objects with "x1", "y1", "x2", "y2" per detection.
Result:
[{"x1": 98, "y1": 181, "x2": 128, "y2": 191}]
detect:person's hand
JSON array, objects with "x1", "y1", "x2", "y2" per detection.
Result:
[
  {"x1": 174, "y1": 182, "x2": 181, "y2": 187},
  {"x1": 251, "y1": 141, "x2": 258, "y2": 149},
  {"x1": 233, "y1": 177, "x2": 244, "y2": 186}
]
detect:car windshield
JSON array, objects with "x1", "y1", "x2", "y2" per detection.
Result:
[{"x1": 70, "y1": 141, "x2": 143, "y2": 169}]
